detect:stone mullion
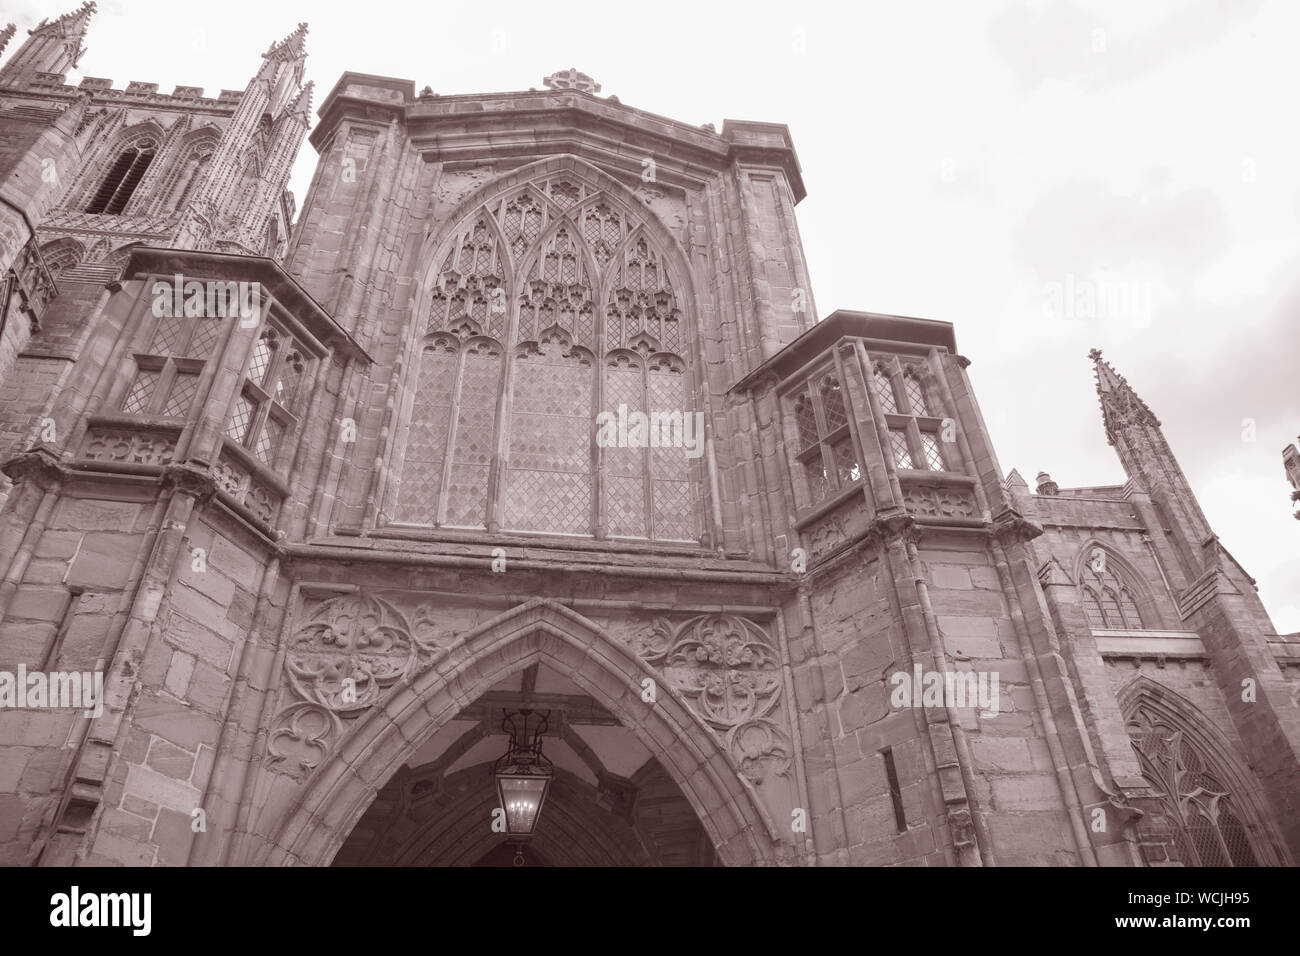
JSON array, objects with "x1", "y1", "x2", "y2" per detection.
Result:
[
  {"x1": 852, "y1": 340, "x2": 903, "y2": 509},
  {"x1": 183, "y1": 300, "x2": 261, "y2": 467},
  {"x1": 831, "y1": 344, "x2": 874, "y2": 508},
  {"x1": 925, "y1": 350, "x2": 988, "y2": 519},
  {"x1": 436, "y1": 349, "x2": 468, "y2": 528},
  {"x1": 637, "y1": 365, "x2": 653, "y2": 541},
  {"x1": 776, "y1": 384, "x2": 815, "y2": 513}
]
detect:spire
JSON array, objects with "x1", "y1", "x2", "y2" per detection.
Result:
[
  {"x1": 265, "y1": 22, "x2": 309, "y2": 61},
  {"x1": 0, "y1": 2, "x2": 96, "y2": 82},
  {"x1": 1, "y1": 23, "x2": 16, "y2": 58},
  {"x1": 1089, "y1": 347, "x2": 1159, "y2": 446},
  {"x1": 288, "y1": 80, "x2": 314, "y2": 119}
]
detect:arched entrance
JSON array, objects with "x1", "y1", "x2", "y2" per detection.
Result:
[
  {"x1": 260, "y1": 599, "x2": 780, "y2": 866},
  {"x1": 331, "y1": 661, "x2": 719, "y2": 866}
]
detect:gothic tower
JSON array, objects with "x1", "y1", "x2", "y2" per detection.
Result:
[{"x1": 0, "y1": 6, "x2": 310, "y2": 512}]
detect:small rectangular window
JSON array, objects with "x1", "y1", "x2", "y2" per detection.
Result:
[{"x1": 882, "y1": 748, "x2": 907, "y2": 832}]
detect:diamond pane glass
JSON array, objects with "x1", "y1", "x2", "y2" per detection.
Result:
[
  {"x1": 889, "y1": 429, "x2": 913, "y2": 469},
  {"x1": 226, "y1": 393, "x2": 254, "y2": 443},
  {"x1": 648, "y1": 362, "x2": 697, "y2": 540},
  {"x1": 804, "y1": 459, "x2": 829, "y2": 505},
  {"x1": 248, "y1": 332, "x2": 275, "y2": 385},
  {"x1": 121, "y1": 369, "x2": 159, "y2": 414},
  {"x1": 393, "y1": 344, "x2": 457, "y2": 525},
  {"x1": 150, "y1": 314, "x2": 186, "y2": 355},
  {"x1": 904, "y1": 373, "x2": 928, "y2": 416},
  {"x1": 253, "y1": 415, "x2": 284, "y2": 465},
  {"x1": 820, "y1": 376, "x2": 849, "y2": 432},
  {"x1": 162, "y1": 371, "x2": 198, "y2": 418},
  {"x1": 445, "y1": 345, "x2": 502, "y2": 528},
  {"x1": 875, "y1": 368, "x2": 898, "y2": 414},
  {"x1": 832, "y1": 436, "x2": 860, "y2": 486},
  {"x1": 920, "y1": 432, "x2": 945, "y2": 471},
  {"x1": 504, "y1": 348, "x2": 593, "y2": 534},
  {"x1": 186, "y1": 317, "x2": 221, "y2": 358},
  {"x1": 604, "y1": 361, "x2": 646, "y2": 537}
]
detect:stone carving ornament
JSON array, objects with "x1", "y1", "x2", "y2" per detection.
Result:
[
  {"x1": 285, "y1": 593, "x2": 445, "y2": 712},
  {"x1": 631, "y1": 614, "x2": 792, "y2": 784},
  {"x1": 268, "y1": 594, "x2": 446, "y2": 780}
]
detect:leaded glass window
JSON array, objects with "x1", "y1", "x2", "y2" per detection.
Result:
[
  {"x1": 1079, "y1": 555, "x2": 1148, "y2": 629},
  {"x1": 226, "y1": 326, "x2": 307, "y2": 469},
  {"x1": 392, "y1": 176, "x2": 703, "y2": 541},
  {"x1": 789, "y1": 368, "x2": 862, "y2": 508},
  {"x1": 120, "y1": 313, "x2": 221, "y2": 418}
]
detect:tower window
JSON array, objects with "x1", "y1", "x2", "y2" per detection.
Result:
[{"x1": 86, "y1": 139, "x2": 158, "y2": 215}]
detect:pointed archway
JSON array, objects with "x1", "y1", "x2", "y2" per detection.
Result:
[{"x1": 260, "y1": 599, "x2": 783, "y2": 866}]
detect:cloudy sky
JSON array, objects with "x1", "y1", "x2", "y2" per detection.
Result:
[{"x1": 8, "y1": 0, "x2": 1299, "y2": 629}]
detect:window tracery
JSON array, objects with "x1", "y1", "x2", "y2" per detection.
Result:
[
  {"x1": 393, "y1": 175, "x2": 701, "y2": 542},
  {"x1": 1126, "y1": 701, "x2": 1263, "y2": 867}
]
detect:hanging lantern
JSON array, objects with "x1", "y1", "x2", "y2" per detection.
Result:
[{"x1": 492, "y1": 709, "x2": 554, "y2": 841}]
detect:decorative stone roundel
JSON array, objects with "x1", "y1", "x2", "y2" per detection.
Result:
[
  {"x1": 631, "y1": 614, "x2": 792, "y2": 784},
  {"x1": 286, "y1": 593, "x2": 444, "y2": 713}
]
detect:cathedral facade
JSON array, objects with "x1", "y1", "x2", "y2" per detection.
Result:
[{"x1": 0, "y1": 5, "x2": 1297, "y2": 867}]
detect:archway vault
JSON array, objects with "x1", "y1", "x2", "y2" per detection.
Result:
[{"x1": 260, "y1": 598, "x2": 785, "y2": 866}]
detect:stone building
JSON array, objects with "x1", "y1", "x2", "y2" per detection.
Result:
[{"x1": 0, "y1": 6, "x2": 1297, "y2": 867}]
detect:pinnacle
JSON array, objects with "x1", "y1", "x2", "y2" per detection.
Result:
[
  {"x1": 34, "y1": 1, "x2": 96, "y2": 33},
  {"x1": 265, "y1": 21, "x2": 309, "y2": 60},
  {"x1": 289, "y1": 79, "x2": 315, "y2": 115}
]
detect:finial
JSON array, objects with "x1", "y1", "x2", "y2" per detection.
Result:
[
  {"x1": 1088, "y1": 347, "x2": 1103, "y2": 361},
  {"x1": 542, "y1": 68, "x2": 601, "y2": 95}
]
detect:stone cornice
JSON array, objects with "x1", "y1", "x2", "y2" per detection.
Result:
[
  {"x1": 308, "y1": 72, "x2": 805, "y2": 201},
  {"x1": 121, "y1": 246, "x2": 372, "y2": 365}
]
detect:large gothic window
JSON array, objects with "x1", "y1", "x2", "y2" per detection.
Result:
[
  {"x1": 392, "y1": 176, "x2": 702, "y2": 542},
  {"x1": 1126, "y1": 700, "x2": 1265, "y2": 867},
  {"x1": 86, "y1": 137, "x2": 158, "y2": 215}
]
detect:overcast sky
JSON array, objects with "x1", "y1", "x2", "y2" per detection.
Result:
[{"x1": 9, "y1": 0, "x2": 1299, "y2": 630}]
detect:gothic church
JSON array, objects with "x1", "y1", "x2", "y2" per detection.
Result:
[{"x1": 0, "y1": 5, "x2": 1296, "y2": 866}]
